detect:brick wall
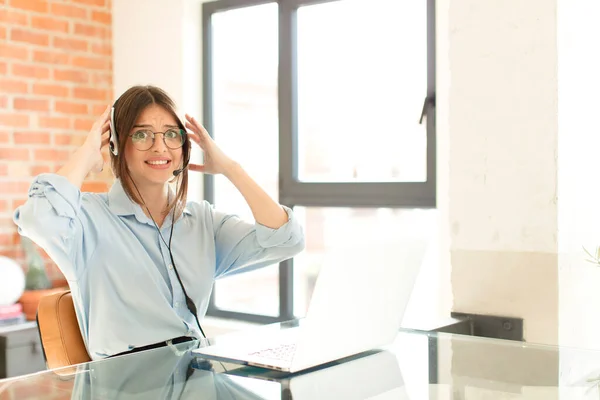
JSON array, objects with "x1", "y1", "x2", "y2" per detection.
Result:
[{"x1": 0, "y1": 0, "x2": 114, "y2": 281}]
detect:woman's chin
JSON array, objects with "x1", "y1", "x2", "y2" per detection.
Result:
[{"x1": 138, "y1": 170, "x2": 174, "y2": 185}]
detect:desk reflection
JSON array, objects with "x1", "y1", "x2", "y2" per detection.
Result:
[
  {"x1": 71, "y1": 340, "x2": 266, "y2": 399},
  {"x1": 70, "y1": 340, "x2": 409, "y2": 399}
]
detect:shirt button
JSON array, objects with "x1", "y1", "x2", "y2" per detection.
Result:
[
  {"x1": 175, "y1": 302, "x2": 180, "y2": 307},
  {"x1": 168, "y1": 265, "x2": 173, "y2": 270}
]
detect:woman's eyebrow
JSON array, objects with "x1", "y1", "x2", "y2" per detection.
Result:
[{"x1": 132, "y1": 124, "x2": 179, "y2": 128}]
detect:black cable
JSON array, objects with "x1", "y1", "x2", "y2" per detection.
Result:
[
  {"x1": 165, "y1": 219, "x2": 207, "y2": 339},
  {"x1": 129, "y1": 176, "x2": 206, "y2": 339}
]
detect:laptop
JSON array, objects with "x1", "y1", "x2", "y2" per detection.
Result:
[{"x1": 193, "y1": 237, "x2": 428, "y2": 374}]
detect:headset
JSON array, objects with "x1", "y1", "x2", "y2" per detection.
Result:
[
  {"x1": 109, "y1": 106, "x2": 119, "y2": 156},
  {"x1": 109, "y1": 99, "x2": 204, "y2": 339}
]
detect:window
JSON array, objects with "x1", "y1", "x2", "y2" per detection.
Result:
[
  {"x1": 202, "y1": 0, "x2": 436, "y2": 323},
  {"x1": 296, "y1": 1, "x2": 427, "y2": 183}
]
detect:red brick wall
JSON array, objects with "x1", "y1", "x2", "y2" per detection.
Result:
[{"x1": 0, "y1": 0, "x2": 114, "y2": 280}]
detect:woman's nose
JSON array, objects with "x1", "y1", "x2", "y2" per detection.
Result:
[{"x1": 150, "y1": 133, "x2": 167, "y2": 152}]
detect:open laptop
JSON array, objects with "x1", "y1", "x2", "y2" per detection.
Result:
[{"x1": 193, "y1": 237, "x2": 428, "y2": 374}]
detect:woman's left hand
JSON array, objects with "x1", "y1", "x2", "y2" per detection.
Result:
[{"x1": 184, "y1": 114, "x2": 237, "y2": 175}]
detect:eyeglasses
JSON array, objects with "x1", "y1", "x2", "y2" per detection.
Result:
[{"x1": 128, "y1": 129, "x2": 186, "y2": 151}]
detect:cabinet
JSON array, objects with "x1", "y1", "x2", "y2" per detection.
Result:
[{"x1": 0, "y1": 322, "x2": 46, "y2": 379}]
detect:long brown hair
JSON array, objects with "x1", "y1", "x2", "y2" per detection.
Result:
[{"x1": 109, "y1": 85, "x2": 190, "y2": 217}]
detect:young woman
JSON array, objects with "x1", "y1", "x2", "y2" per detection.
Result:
[{"x1": 13, "y1": 85, "x2": 305, "y2": 360}]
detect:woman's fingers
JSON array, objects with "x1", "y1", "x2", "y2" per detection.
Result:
[
  {"x1": 100, "y1": 105, "x2": 111, "y2": 123},
  {"x1": 92, "y1": 109, "x2": 111, "y2": 134},
  {"x1": 184, "y1": 121, "x2": 196, "y2": 132},
  {"x1": 185, "y1": 114, "x2": 208, "y2": 134},
  {"x1": 186, "y1": 130, "x2": 201, "y2": 144},
  {"x1": 188, "y1": 163, "x2": 205, "y2": 172}
]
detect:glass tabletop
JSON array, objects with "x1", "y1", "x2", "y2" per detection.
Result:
[{"x1": 2, "y1": 320, "x2": 600, "y2": 399}]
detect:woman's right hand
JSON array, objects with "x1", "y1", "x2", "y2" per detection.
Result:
[{"x1": 83, "y1": 105, "x2": 111, "y2": 174}]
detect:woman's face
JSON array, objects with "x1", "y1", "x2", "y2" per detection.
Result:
[{"x1": 124, "y1": 104, "x2": 184, "y2": 187}]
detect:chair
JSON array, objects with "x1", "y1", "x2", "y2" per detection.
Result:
[{"x1": 36, "y1": 290, "x2": 91, "y2": 372}]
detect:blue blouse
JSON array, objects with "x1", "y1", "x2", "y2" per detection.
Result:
[{"x1": 13, "y1": 173, "x2": 305, "y2": 360}]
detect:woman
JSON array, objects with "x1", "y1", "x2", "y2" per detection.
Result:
[{"x1": 13, "y1": 85, "x2": 305, "y2": 360}]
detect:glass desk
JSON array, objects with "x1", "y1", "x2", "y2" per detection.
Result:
[{"x1": 2, "y1": 321, "x2": 600, "y2": 399}]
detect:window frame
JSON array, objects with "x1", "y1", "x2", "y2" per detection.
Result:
[{"x1": 202, "y1": 0, "x2": 436, "y2": 323}]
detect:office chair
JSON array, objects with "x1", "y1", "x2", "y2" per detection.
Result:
[{"x1": 36, "y1": 290, "x2": 91, "y2": 373}]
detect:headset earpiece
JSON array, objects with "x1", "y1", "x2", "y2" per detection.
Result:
[{"x1": 109, "y1": 106, "x2": 118, "y2": 156}]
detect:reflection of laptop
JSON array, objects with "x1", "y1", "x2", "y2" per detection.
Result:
[
  {"x1": 222, "y1": 350, "x2": 409, "y2": 400},
  {"x1": 194, "y1": 238, "x2": 428, "y2": 374}
]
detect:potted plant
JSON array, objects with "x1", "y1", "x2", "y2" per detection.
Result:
[
  {"x1": 584, "y1": 246, "x2": 600, "y2": 266},
  {"x1": 18, "y1": 237, "x2": 63, "y2": 320}
]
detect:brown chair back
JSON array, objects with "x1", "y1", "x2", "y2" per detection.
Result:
[{"x1": 36, "y1": 290, "x2": 91, "y2": 373}]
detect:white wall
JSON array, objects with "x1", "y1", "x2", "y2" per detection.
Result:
[
  {"x1": 557, "y1": 0, "x2": 600, "y2": 350},
  {"x1": 113, "y1": 0, "x2": 184, "y2": 104},
  {"x1": 444, "y1": 0, "x2": 559, "y2": 344},
  {"x1": 444, "y1": 0, "x2": 600, "y2": 350}
]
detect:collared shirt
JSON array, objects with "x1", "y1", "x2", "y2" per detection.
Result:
[{"x1": 13, "y1": 173, "x2": 305, "y2": 360}]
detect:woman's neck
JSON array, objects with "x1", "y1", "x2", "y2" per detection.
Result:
[{"x1": 135, "y1": 182, "x2": 170, "y2": 226}]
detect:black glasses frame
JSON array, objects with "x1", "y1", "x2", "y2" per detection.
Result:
[{"x1": 128, "y1": 129, "x2": 187, "y2": 151}]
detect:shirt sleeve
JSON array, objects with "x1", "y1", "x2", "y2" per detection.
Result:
[
  {"x1": 13, "y1": 173, "x2": 97, "y2": 281},
  {"x1": 206, "y1": 202, "x2": 305, "y2": 279}
]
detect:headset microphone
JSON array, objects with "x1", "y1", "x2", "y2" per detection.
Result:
[{"x1": 173, "y1": 157, "x2": 189, "y2": 177}]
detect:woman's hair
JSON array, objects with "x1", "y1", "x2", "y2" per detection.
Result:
[{"x1": 109, "y1": 85, "x2": 190, "y2": 217}]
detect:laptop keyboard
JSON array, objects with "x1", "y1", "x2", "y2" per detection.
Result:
[{"x1": 248, "y1": 343, "x2": 297, "y2": 362}]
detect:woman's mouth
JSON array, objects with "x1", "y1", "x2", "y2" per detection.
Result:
[{"x1": 145, "y1": 159, "x2": 172, "y2": 169}]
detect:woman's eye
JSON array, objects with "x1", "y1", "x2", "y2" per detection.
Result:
[
  {"x1": 165, "y1": 129, "x2": 178, "y2": 139},
  {"x1": 132, "y1": 131, "x2": 149, "y2": 141}
]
